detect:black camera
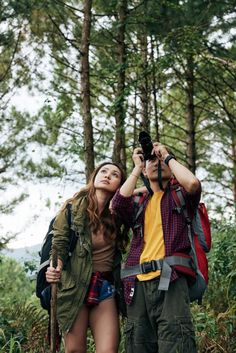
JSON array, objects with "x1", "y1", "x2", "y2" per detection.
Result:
[{"x1": 138, "y1": 131, "x2": 155, "y2": 161}]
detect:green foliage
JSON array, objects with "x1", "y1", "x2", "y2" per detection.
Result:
[
  {"x1": 206, "y1": 220, "x2": 236, "y2": 310},
  {"x1": 192, "y1": 303, "x2": 236, "y2": 353},
  {"x1": 0, "y1": 301, "x2": 49, "y2": 353},
  {"x1": 0, "y1": 256, "x2": 34, "y2": 305},
  {"x1": 191, "y1": 219, "x2": 236, "y2": 352},
  {"x1": 1, "y1": 217, "x2": 236, "y2": 352},
  {"x1": 0, "y1": 108, "x2": 35, "y2": 185},
  {"x1": 1, "y1": 1, "x2": 236, "y2": 349},
  {"x1": 1, "y1": 0, "x2": 235, "y2": 212},
  {"x1": 0, "y1": 0, "x2": 33, "y2": 96},
  {"x1": 0, "y1": 256, "x2": 49, "y2": 352},
  {"x1": 0, "y1": 107, "x2": 38, "y2": 247},
  {"x1": 24, "y1": 156, "x2": 66, "y2": 179}
]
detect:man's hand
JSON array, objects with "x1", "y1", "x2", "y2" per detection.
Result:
[
  {"x1": 152, "y1": 142, "x2": 169, "y2": 162},
  {"x1": 132, "y1": 147, "x2": 145, "y2": 170}
]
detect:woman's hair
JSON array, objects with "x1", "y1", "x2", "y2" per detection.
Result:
[{"x1": 63, "y1": 162, "x2": 128, "y2": 249}]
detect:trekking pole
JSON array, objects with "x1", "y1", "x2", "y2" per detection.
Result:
[{"x1": 50, "y1": 246, "x2": 58, "y2": 353}]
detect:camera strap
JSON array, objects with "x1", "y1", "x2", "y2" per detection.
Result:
[
  {"x1": 140, "y1": 161, "x2": 163, "y2": 194},
  {"x1": 158, "y1": 160, "x2": 164, "y2": 190},
  {"x1": 140, "y1": 172, "x2": 153, "y2": 195}
]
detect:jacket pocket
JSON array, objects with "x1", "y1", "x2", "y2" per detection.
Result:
[
  {"x1": 158, "y1": 316, "x2": 196, "y2": 353},
  {"x1": 124, "y1": 321, "x2": 134, "y2": 353}
]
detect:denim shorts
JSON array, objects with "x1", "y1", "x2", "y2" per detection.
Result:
[
  {"x1": 99, "y1": 279, "x2": 115, "y2": 301},
  {"x1": 85, "y1": 271, "x2": 115, "y2": 307}
]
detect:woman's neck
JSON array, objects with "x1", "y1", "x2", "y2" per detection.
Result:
[{"x1": 95, "y1": 189, "x2": 111, "y2": 214}]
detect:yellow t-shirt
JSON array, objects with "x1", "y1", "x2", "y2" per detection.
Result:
[{"x1": 137, "y1": 191, "x2": 165, "y2": 281}]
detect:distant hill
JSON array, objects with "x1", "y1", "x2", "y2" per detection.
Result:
[{"x1": 2, "y1": 244, "x2": 41, "y2": 265}]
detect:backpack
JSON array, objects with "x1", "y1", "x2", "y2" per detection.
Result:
[
  {"x1": 171, "y1": 186, "x2": 212, "y2": 303},
  {"x1": 36, "y1": 203, "x2": 78, "y2": 310}
]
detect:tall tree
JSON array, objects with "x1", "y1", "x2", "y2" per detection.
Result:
[
  {"x1": 112, "y1": 0, "x2": 127, "y2": 172},
  {"x1": 2, "y1": 0, "x2": 236, "y2": 222},
  {"x1": 80, "y1": 0, "x2": 94, "y2": 181},
  {"x1": 139, "y1": 2, "x2": 149, "y2": 133}
]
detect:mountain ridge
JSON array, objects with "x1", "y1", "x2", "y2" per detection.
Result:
[{"x1": 2, "y1": 243, "x2": 41, "y2": 263}]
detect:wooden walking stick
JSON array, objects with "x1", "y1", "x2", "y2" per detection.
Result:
[{"x1": 50, "y1": 246, "x2": 58, "y2": 353}]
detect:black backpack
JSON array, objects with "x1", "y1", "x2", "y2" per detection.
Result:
[{"x1": 36, "y1": 203, "x2": 78, "y2": 310}]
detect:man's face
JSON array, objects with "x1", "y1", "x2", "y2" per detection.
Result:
[{"x1": 145, "y1": 157, "x2": 172, "y2": 182}]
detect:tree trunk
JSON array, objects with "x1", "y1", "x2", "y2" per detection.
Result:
[
  {"x1": 186, "y1": 55, "x2": 196, "y2": 173},
  {"x1": 140, "y1": 31, "x2": 149, "y2": 133},
  {"x1": 151, "y1": 35, "x2": 160, "y2": 141},
  {"x1": 80, "y1": 0, "x2": 94, "y2": 182},
  {"x1": 232, "y1": 133, "x2": 236, "y2": 207},
  {"x1": 112, "y1": 0, "x2": 127, "y2": 174}
]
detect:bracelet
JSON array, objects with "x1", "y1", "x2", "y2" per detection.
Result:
[
  {"x1": 131, "y1": 173, "x2": 139, "y2": 178},
  {"x1": 164, "y1": 154, "x2": 176, "y2": 166}
]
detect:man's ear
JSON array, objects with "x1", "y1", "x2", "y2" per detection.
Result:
[{"x1": 142, "y1": 166, "x2": 147, "y2": 177}]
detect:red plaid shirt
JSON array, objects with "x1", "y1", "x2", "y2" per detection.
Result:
[{"x1": 112, "y1": 179, "x2": 201, "y2": 305}]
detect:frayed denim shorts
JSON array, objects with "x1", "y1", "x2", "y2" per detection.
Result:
[{"x1": 85, "y1": 271, "x2": 115, "y2": 307}]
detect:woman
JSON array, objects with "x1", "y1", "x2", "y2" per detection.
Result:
[{"x1": 46, "y1": 162, "x2": 128, "y2": 353}]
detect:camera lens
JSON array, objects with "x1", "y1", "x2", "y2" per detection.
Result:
[{"x1": 138, "y1": 131, "x2": 154, "y2": 161}]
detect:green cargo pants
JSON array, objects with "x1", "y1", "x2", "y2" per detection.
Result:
[{"x1": 125, "y1": 276, "x2": 197, "y2": 353}]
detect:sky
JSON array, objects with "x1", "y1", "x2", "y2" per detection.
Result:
[
  {"x1": 2, "y1": 181, "x2": 77, "y2": 249},
  {"x1": 1, "y1": 88, "x2": 82, "y2": 249}
]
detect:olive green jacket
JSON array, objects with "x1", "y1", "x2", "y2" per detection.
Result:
[
  {"x1": 52, "y1": 195, "x2": 124, "y2": 333},
  {"x1": 52, "y1": 195, "x2": 93, "y2": 333}
]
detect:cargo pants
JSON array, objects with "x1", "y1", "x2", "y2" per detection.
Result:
[{"x1": 125, "y1": 276, "x2": 197, "y2": 353}]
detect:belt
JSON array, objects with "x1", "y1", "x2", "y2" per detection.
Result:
[{"x1": 121, "y1": 256, "x2": 192, "y2": 291}]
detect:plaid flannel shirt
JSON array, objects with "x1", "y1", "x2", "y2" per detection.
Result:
[{"x1": 111, "y1": 179, "x2": 201, "y2": 305}]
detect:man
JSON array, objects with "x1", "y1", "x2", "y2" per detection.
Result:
[{"x1": 111, "y1": 142, "x2": 201, "y2": 353}]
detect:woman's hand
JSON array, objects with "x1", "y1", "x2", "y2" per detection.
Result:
[{"x1": 46, "y1": 259, "x2": 63, "y2": 283}]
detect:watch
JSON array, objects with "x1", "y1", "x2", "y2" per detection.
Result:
[{"x1": 164, "y1": 154, "x2": 176, "y2": 166}]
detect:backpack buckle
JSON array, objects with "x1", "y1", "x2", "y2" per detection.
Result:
[
  {"x1": 141, "y1": 260, "x2": 161, "y2": 274},
  {"x1": 173, "y1": 206, "x2": 183, "y2": 214}
]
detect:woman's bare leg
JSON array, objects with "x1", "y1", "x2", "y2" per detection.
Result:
[
  {"x1": 64, "y1": 305, "x2": 89, "y2": 353},
  {"x1": 89, "y1": 298, "x2": 120, "y2": 353}
]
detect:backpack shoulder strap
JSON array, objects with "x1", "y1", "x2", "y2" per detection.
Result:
[
  {"x1": 172, "y1": 186, "x2": 191, "y2": 224},
  {"x1": 65, "y1": 203, "x2": 78, "y2": 255},
  {"x1": 171, "y1": 187, "x2": 199, "y2": 271},
  {"x1": 133, "y1": 192, "x2": 149, "y2": 222},
  {"x1": 66, "y1": 203, "x2": 72, "y2": 226}
]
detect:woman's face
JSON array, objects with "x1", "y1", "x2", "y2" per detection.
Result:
[{"x1": 94, "y1": 164, "x2": 122, "y2": 193}]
